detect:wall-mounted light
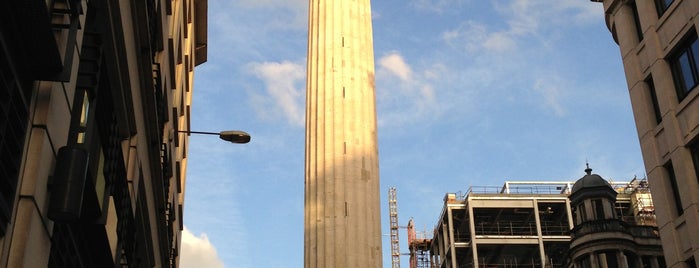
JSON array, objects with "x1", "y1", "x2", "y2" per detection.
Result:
[{"x1": 178, "y1": 130, "x2": 251, "y2": 144}]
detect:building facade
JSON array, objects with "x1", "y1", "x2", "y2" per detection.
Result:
[
  {"x1": 568, "y1": 168, "x2": 664, "y2": 268},
  {"x1": 426, "y1": 174, "x2": 662, "y2": 268},
  {"x1": 428, "y1": 181, "x2": 576, "y2": 267},
  {"x1": 588, "y1": 0, "x2": 699, "y2": 267},
  {"x1": 0, "y1": 0, "x2": 206, "y2": 266},
  {"x1": 304, "y1": 0, "x2": 383, "y2": 266}
]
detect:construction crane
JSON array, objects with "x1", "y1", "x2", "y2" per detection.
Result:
[
  {"x1": 388, "y1": 187, "x2": 432, "y2": 268},
  {"x1": 388, "y1": 187, "x2": 401, "y2": 268}
]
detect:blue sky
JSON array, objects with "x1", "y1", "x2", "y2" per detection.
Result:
[{"x1": 180, "y1": 0, "x2": 644, "y2": 267}]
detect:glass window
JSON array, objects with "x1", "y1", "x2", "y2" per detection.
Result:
[
  {"x1": 664, "y1": 161, "x2": 683, "y2": 216},
  {"x1": 670, "y1": 32, "x2": 699, "y2": 101},
  {"x1": 658, "y1": 256, "x2": 667, "y2": 268},
  {"x1": 641, "y1": 256, "x2": 652, "y2": 268},
  {"x1": 646, "y1": 76, "x2": 662, "y2": 124},
  {"x1": 604, "y1": 251, "x2": 620, "y2": 268},
  {"x1": 592, "y1": 199, "x2": 605, "y2": 220},
  {"x1": 578, "y1": 255, "x2": 592, "y2": 268},
  {"x1": 631, "y1": 1, "x2": 643, "y2": 42},
  {"x1": 685, "y1": 257, "x2": 696, "y2": 268},
  {"x1": 678, "y1": 52, "x2": 695, "y2": 90},
  {"x1": 655, "y1": 0, "x2": 674, "y2": 16}
]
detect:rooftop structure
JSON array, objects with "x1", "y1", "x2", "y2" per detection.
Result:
[
  {"x1": 429, "y1": 181, "x2": 575, "y2": 267},
  {"x1": 421, "y1": 174, "x2": 661, "y2": 268}
]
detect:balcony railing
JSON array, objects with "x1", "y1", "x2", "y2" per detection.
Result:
[
  {"x1": 571, "y1": 219, "x2": 658, "y2": 239},
  {"x1": 474, "y1": 221, "x2": 571, "y2": 237}
]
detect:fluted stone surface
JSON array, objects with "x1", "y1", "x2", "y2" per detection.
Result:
[{"x1": 304, "y1": 0, "x2": 382, "y2": 267}]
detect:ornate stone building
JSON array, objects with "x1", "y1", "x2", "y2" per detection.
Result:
[
  {"x1": 0, "y1": 0, "x2": 206, "y2": 266},
  {"x1": 568, "y1": 167, "x2": 664, "y2": 268}
]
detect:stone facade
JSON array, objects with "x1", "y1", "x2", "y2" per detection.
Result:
[
  {"x1": 0, "y1": 0, "x2": 206, "y2": 266},
  {"x1": 568, "y1": 169, "x2": 664, "y2": 268},
  {"x1": 589, "y1": 0, "x2": 699, "y2": 267}
]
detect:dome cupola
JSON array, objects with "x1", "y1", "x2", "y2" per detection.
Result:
[{"x1": 570, "y1": 164, "x2": 617, "y2": 205}]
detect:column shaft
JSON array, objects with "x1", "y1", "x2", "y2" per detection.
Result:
[{"x1": 304, "y1": 0, "x2": 382, "y2": 267}]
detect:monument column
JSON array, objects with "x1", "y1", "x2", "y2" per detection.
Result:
[{"x1": 304, "y1": 0, "x2": 382, "y2": 267}]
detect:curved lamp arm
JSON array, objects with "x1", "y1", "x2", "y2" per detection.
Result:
[{"x1": 178, "y1": 130, "x2": 251, "y2": 144}]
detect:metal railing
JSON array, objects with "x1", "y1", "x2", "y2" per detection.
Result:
[{"x1": 571, "y1": 220, "x2": 658, "y2": 239}]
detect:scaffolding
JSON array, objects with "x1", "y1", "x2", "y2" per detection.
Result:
[
  {"x1": 615, "y1": 178, "x2": 656, "y2": 226},
  {"x1": 389, "y1": 187, "x2": 400, "y2": 268},
  {"x1": 408, "y1": 218, "x2": 431, "y2": 268}
]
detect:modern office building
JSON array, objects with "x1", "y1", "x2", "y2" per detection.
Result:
[
  {"x1": 304, "y1": 0, "x2": 383, "y2": 267},
  {"x1": 428, "y1": 181, "x2": 575, "y2": 268},
  {"x1": 425, "y1": 171, "x2": 662, "y2": 268},
  {"x1": 588, "y1": 1, "x2": 699, "y2": 267},
  {"x1": 0, "y1": 0, "x2": 206, "y2": 266}
]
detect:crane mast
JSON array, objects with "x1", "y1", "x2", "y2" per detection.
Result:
[{"x1": 388, "y1": 187, "x2": 400, "y2": 268}]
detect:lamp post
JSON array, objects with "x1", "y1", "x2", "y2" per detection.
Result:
[{"x1": 178, "y1": 130, "x2": 251, "y2": 144}]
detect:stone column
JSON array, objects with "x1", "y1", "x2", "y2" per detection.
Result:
[
  {"x1": 613, "y1": 4, "x2": 641, "y2": 58},
  {"x1": 619, "y1": 251, "x2": 629, "y2": 268},
  {"x1": 304, "y1": 0, "x2": 382, "y2": 267}
]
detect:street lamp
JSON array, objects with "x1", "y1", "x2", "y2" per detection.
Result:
[{"x1": 178, "y1": 130, "x2": 251, "y2": 144}]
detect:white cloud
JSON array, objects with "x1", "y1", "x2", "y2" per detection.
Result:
[
  {"x1": 237, "y1": 0, "x2": 303, "y2": 8},
  {"x1": 235, "y1": 0, "x2": 307, "y2": 30},
  {"x1": 180, "y1": 227, "x2": 225, "y2": 268},
  {"x1": 442, "y1": 20, "x2": 517, "y2": 54},
  {"x1": 418, "y1": 84, "x2": 437, "y2": 110},
  {"x1": 482, "y1": 32, "x2": 517, "y2": 52},
  {"x1": 376, "y1": 52, "x2": 439, "y2": 125},
  {"x1": 409, "y1": 0, "x2": 468, "y2": 13},
  {"x1": 443, "y1": 0, "x2": 602, "y2": 54},
  {"x1": 249, "y1": 61, "x2": 306, "y2": 126},
  {"x1": 379, "y1": 53, "x2": 413, "y2": 82},
  {"x1": 532, "y1": 77, "x2": 566, "y2": 117},
  {"x1": 495, "y1": 0, "x2": 601, "y2": 32}
]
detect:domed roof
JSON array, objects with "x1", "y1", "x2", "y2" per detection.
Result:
[
  {"x1": 570, "y1": 164, "x2": 617, "y2": 204},
  {"x1": 571, "y1": 172, "x2": 611, "y2": 193}
]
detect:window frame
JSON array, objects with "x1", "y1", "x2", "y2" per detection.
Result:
[
  {"x1": 578, "y1": 204, "x2": 587, "y2": 223},
  {"x1": 655, "y1": 0, "x2": 674, "y2": 17},
  {"x1": 591, "y1": 199, "x2": 606, "y2": 220},
  {"x1": 630, "y1": 1, "x2": 644, "y2": 42},
  {"x1": 664, "y1": 161, "x2": 683, "y2": 216},
  {"x1": 685, "y1": 257, "x2": 696, "y2": 268},
  {"x1": 646, "y1": 76, "x2": 662, "y2": 124},
  {"x1": 669, "y1": 31, "x2": 699, "y2": 101},
  {"x1": 690, "y1": 140, "x2": 699, "y2": 186}
]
